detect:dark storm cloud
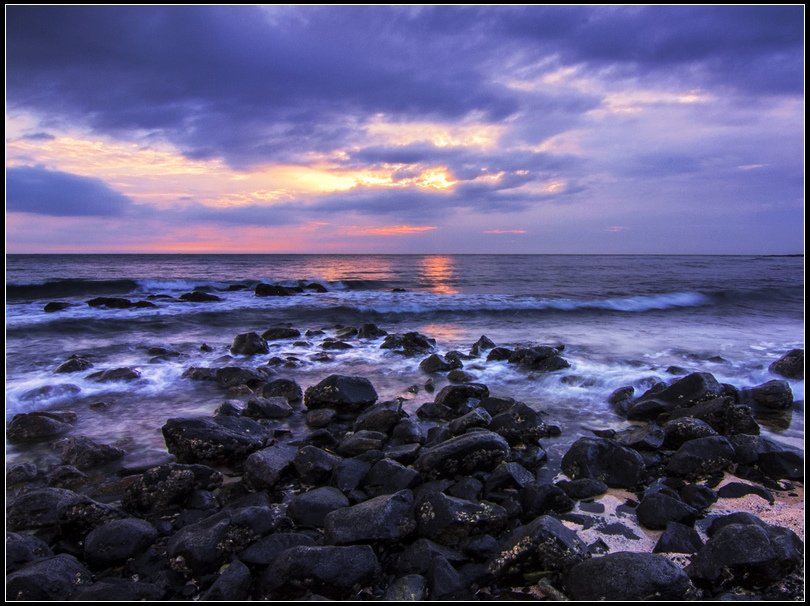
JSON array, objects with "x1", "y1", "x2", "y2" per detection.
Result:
[{"x1": 6, "y1": 166, "x2": 135, "y2": 216}]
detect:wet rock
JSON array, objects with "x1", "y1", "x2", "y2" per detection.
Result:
[
  {"x1": 216, "y1": 366, "x2": 271, "y2": 388},
  {"x1": 608, "y1": 385, "x2": 635, "y2": 414},
  {"x1": 304, "y1": 374, "x2": 378, "y2": 412},
  {"x1": 259, "y1": 545, "x2": 378, "y2": 599},
  {"x1": 358, "y1": 323, "x2": 387, "y2": 338},
  {"x1": 54, "y1": 355, "x2": 93, "y2": 374},
  {"x1": 7, "y1": 461, "x2": 38, "y2": 485},
  {"x1": 84, "y1": 518, "x2": 157, "y2": 567},
  {"x1": 434, "y1": 383, "x2": 489, "y2": 410},
  {"x1": 6, "y1": 554, "x2": 92, "y2": 600},
  {"x1": 244, "y1": 396, "x2": 293, "y2": 419},
  {"x1": 447, "y1": 369, "x2": 475, "y2": 383},
  {"x1": 669, "y1": 396, "x2": 759, "y2": 436},
  {"x1": 88, "y1": 367, "x2": 142, "y2": 382},
  {"x1": 337, "y1": 430, "x2": 386, "y2": 456},
  {"x1": 354, "y1": 400, "x2": 403, "y2": 433},
  {"x1": 769, "y1": 348, "x2": 803, "y2": 379},
  {"x1": 427, "y1": 556, "x2": 465, "y2": 599},
  {"x1": 255, "y1": 283, "x2": 293, "y2": 297},
  {"x1": 162, "y1": 415, "x2": 267, "y2": 466},
  {"x1": 262, "y1": 378, "x2": 303, "y2": 403},
  {"x1": 46, "y1": 464, "x2": 87, "y2": 489},
  {"x1": 508, "y1": 346, "x2": 570, "y2": 372},
  {"x1": 679, "y1": 483, "x2": 718, "y2": 510},
  {"x1": 201, "y1": 558, "x2": 251, "y2": 600},
  {"x1": 229, "y1": 332, "x2": 268, "y2": 355},
  {"x1": 662, "y1": 417, "x2": 718, "y2": 448},
  {"x1": 744, "y1": 380, "x2": 794, "y2": 410},
  {"x1": 755, "y1": 438, "x2": 803, "y2": 480},
  {"x1": 7, "y1": 487, "x2": 84, "y2": 530},
  {"x1": 717, "y1": 482, "x2": 774, "y2": 504},
  {"x1": 243, "y1": 444, "x2": 298, "y2": 489},
  {"x1": 7, "y1": 411, "x2": 75, "y2": 442},
  {"x1": 306, "y1": 408, "x2": 337, "y2": 428},
  {"x1": 566, "y1": 552, "x2": 693, "y2": 600},
  {"x1": 72, "y1": 580, "x2": 164, "y2": 601},
  {"x1": 636, "y1": 492, "x2": 699, "y2": 530},
  {"x1": 6, "y1": 532, "x2": 52, "y2": 573},
  {"x1": 485, "y1": 461, "x2": 534, "y2": 491},
  {"x1": 416, "y1": 492, "x2": 507, "y2": 547},
  {"x1": 488, "y1": 515, "x2": 587, "y2": 577},
  {"x1": 294, "y1": 445, "x2": 341, "y2": 484},
  {"x1": 486, "y1": 347, "x2": 513, "y2": 361},
  {"x1": 321, "y1": 338, "x2": 353, "y2": 350},
  {"x1": 416, "y1": 401, "x2": 455, "y2": 420},
  {"x1": 637, "y1": 371, "x2": 724, "y2": 409},
  {"x1": 520, "y1": 482, "x2": 575, "y2": 517},
  {"x1": 214, "y1": 400, "x2": 243, "y2": 416},
  {"x1": 617, "y1": 424, "x2": 664, "y2": 450},
  {"x1": 395, "y1": 538, "x2": 465, "y2": 575},
  {"x1": 385, "y1": 442, "x2": 421, "y2": 465},
  {"x1": 180, "y1": 291, "x2": 222, "y2": 302},
  {"x1": 556, "y1": 478, "x2": 608, "y2": 500},
  {"x1": 363, "y1": 458, "x2": 420, "y2": 496},
  {"x1": 124, "y1": 463, "x2": 222, "y2": 513},
  {"x1": 561, "y1": 437, "x2": 646, "y2": 488},
  {"x1": 448, "y1": 407, "x2": 492, "y2": 435},
  {"x1": 44, "y1": 301, "x2": 71, "y2": 312},
  {"x1": 384, "y1": 574, "x2": 427, "y2": 600},
  {"x1": 59, "y1": 436, "x2": 125, "y2": 469},
  {"x1": 86, "y1": 297, "x2": 134, "y2": 309},
  {"x1": 380, "y1": 331, "x2": 436, "y2": 356},
  {"x1": 687, "y1": 521, "x2": 804, "y2": 588},
  {"x1": 331, "y1": 457, "x2": 372, "y2": 493},
  {"x1": 289, "y1": 487, "x2": 350, "y2": 527},
  {"x1": 488, "y1": 402, "x2": 549, "y2": 445},
  {"x1": 167, "y1": 506, "x2": 284, "y2": 575},
  {"x1": 324, "y1": 489, "x2": 416, "y2": 544},
  {"x1": 419, "y1": 353, "x2": 460, "y2": 373},
  {"x1": 666, "y1": 436, "x2": 735, "y2": 478},
  {"x1": 392, "y1": 418, "x2": 426, "y2": 445},
  {"x1": 335, "y1": 326, "x2": 358, "y2": 339},
  {"x1": 415, "y1": 431, "x2": 510, "y2": 479},
  {"x1": 470, "y1": 335, "x2": 496, "y2": 357},
  {"x1": 261, "y1": 326, "x2": 301, "y2": 341},
  {"x1": 653, "y1": 521, "x2": 704, "y2": 554},
  {"x1": 239, "y1": 532, "x2": 315, "y2": 566}
]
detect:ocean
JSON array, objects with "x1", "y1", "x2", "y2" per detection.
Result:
[{"x1": 6, "y1": 254, "x2": 804, "y2": 468}]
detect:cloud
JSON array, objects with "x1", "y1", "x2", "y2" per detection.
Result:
[
  {"x1": 6, "y1": 166, "x2": 136, "y2": 216},
  {"x1": 343, "y1": 225, "x2": 437, "y2": 236},
  {"x1": 483, "y1": 229, "x2": 527, "y2": 235}
]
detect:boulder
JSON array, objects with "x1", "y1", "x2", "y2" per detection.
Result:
[
  {"x1": 508, "y1": 346, "x2": 570, "y2": 372},
  {"x1": 201, "y1": 558, "x2": 251, "y2": 601},
  {"x1": 488, "y1": 402, "x2": 549, "y2": 445},
  {"x1": 238, "y1": 532, "x2": 316, "y2": 567},
  {"x1": 662, "y1": 417, "x2": 718, "y2": 449},
  {"x1": 84, "y1": 518, "x2": 157, "y2": 567},
  {"x1": 666, "y1": 436, "x2": 735, "y2": 478},
  {"x1": 363, "y1": 458, "x2": 421, "y2": 496},
  {"x1": 7, "y1": 487, "x2": 84, "y2": 530},
  {"x1": 470, "y1": 335, "x2": 496, "y2": 357},
  {"x1": 485, "y1": 461, "x2": 534, "y2": 491},
  {"x1": 636, "y1": 492, "x2": 699, "y2": 530},
  {"x1": 384, "y1": 574, "x2": 428, "y2": 600},
  {"x1": 618, "y1": 424, "x2": 665, "y2": 450},
  {"x1": 255, "y1": 283, "x2": 293, "y2": 296},
  {"x1": 433, "y1": 383, "x2": 489, "y2": 410},
  {"x1": 229, "y1": 332, "x2": 268, "y2": 355},
  {"x1": 161, "y1": 416, "x2": 267, "y2": 466},
  {"x1": 415, "y1": 431, "x2": 510, "y2": 479},
  {"x1": 448, "y1": 408, "x2": 492, "y2": 435},
  {"x1": 304, "y1": 375, "x2": 378, "y2": 412},
  {"x1": 654, "y1": 521, "x2": 704, "y2": 554},
  {"x1": 6, "y1": 554, "x2": 92, "y2": 600},
  {"x1": 6, "y1": 532, "x2": 52, "y2": 573},
  {"x1": 215, "y1": 366, "x2": 269, "y2": 389},
  {"x1": 561, "y1": 437, "x2": 646, "y2": 488},
  {"x1": 87, "y1": 367, "x2": 141, "y2": 382},
  {"x1": 243, "y1": 444, "x2": 298, "y2": 489},
  {"x1": 293, "y1": 445, "x2": 341, "y2": 484},
  {"x1": 487, "y1": 347, "x2": 513, "y2": 361},
  {"x1": 358, "y1": 323, "x2": 388, "y2": 338},
  {"x1": 71, "y1": 581, "x2": 163, "y2": 601},
  {"x1": 415, "y1": 492, "x2": 508, "y2": 546},
  {"x1": 395, "y1": 538, "x2": 465, "y2": 575},
  {"x1": 519, "y1": 482, "x2": 575, "y2": 518},
  {"x1": 288, "y1": 487, "x2": 350, "y2": 527},
  {"x1": 768, "y1": 349, "x2": 803, "y2": 379},
  {"x1": 44, "y1": 301, "x2": 71, "y2": 312},
  {"x1": 59, "y1": 436, "x2": 125, "y2": 469},
  {"x1": 380, "y1": 332, "x2": 435, "y2": 356},
  {"x1": 337, "y1": 430, "x2": 386, "y2": 456},
  {"x1": 755, "y1": 438, "x2": 803, "y2": 480},
  {"x1": 717, "y1": 482, "x2": 773, "y2": 504},
  {"x1": 354, "y1": 400, "x2": 403, "y2": 433},
  {"x1": 262, "y1": 378, "x2": 303, "y2": 402},
  {"x1": 7, "y1": 411, "x2": 75, "y2": 442},
  {"x1": 123, "y1": 463, "x2": 222, "y2": 513},
  {"x1": 744, "y1": 380, "x2": 794, "y2": 410},
  {"x1": 54, "y1": 355, "x2": 92, "y2": 373},
  {"x1": 179, "y1": 291, "x2": 222, "y2": 302},
  {"x1": 557, "y1": 478, "x2": 608, "y2": 500},
  {"x1": 566, "y1": 552, "x2": 693, "y2": 600},
  {"x1": 419, "y1": 354, "x2": 460, "y2": 373},
  {"x1": 324, "y1": 490, "x2": 416, "y2": 544},
  {"x1": 637, "y1": 372, "x2": 724, "y2": 408},
  {"x1": 86, "y1": 297, "x2": 133, "y2": 308},
  {"x1": 669, "y1": 397, "x2": 759, "y2": 436},
  {"x1": 261, "y1": 326, "x2": 301, "y2": 341},
  {"x1": 244, "y1": 396, "x2": 293, "y2": 419}
]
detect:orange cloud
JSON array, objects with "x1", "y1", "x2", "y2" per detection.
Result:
[
  {"x1": 483, "y1": 229, "x2": 527, "y2": 235},
  {"x1": 344, "y1": 224, "x2": 437, "y2": 236}
]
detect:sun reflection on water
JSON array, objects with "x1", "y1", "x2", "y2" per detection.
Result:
[{"x1": 420, "y1": 255, "x2": 458, "y2": 294}]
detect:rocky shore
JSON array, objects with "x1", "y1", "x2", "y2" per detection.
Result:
[{"x1": 6, "y1": 322, "x2": 805, "y2": 601}]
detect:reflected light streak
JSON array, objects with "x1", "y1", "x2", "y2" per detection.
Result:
[{"x1": 419, "y1": 255, "x2": 458, "y2": 295}]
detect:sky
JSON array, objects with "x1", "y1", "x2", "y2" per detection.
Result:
[{"x1": 5, "y1": 6, "x2": 805, "y2": 254}]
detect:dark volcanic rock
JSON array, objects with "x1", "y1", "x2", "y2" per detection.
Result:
[
  {"x1": 255, "y1": 283, "x2": 293, "y2": 297},
  {"x1": 566, "y1": 552, "x2": 693, "y2": 600},
  {"x1": 415, "y1": 492, "x2": 508, "y2": 546},
  {"x1": 485, "y1": 461, "x2": 534, "y2": 491},
  {"x1": 561, "y1": 437, "x2": 646, "y2": 488},
  {"x1": 380, "y1": 331, "x2": 435, "y2": 356},
  {"x1": 488, "y1": 402, "x2": 549, "y2": 445},
  {"x1": 87, "y1": 297, "x2": 134, "y2": 309},
  {"x1": 294, "y1": 445, "x2": 341, "y2": 484},
  {"x1": 662, "y1": 417, "x2": 718, "y2": 448},
  {"x1": 384, "y1": 574, "x2": 428, "y2": 600},
  {"x1": 618, "y1": 424, "x2": 665, "y2": 450},
  {"x1": 229, "y1": 332, "x2": 269, "y2": 355},
  {"x1": 216, "y1": 366, "x2": 268, "y2": 389},
  {"x1": 260, "y1": 545, "x2": 379, "y2": 599},
  {"x1": 124, "y1": 463, "x2": 223, "y2": 513},
  {"x1": 636, "y1": 492, "x2": 699, "y2": 530},
  {"x1": 180, "y1": 291, "x2": 222, "y2": 302},
  {"x1": 7, "y1": 411, "x2": 75, "y2": 442},
  {"x1": 433, "y1": 383, "x2": 489, "y2": 410},
  {"x1": 666, "y1": 436, "x2": 735, "y2": 478},
  {"x1": 486, "y1": 347, "x2": 513, "y2": 361},
  {"x1": 448, "y1": 408, "x2": 492, "y2": 435},
  {"x1": 427, "y1": 556, "x2": 465, "y2": 599},
  {"x1": 304, "y1": 374, "x2": 378, "y2": 412},
  {"x1": 6, "y1": 532, "x2": 52, "y2": 573},
  {"x1": 7, "y1": 461, "x2": 38, "y2": 485},
  {"x1": 744, "y1": 380, "x2": 794, "y2": 410},
  {"x1": 392, "y1": 418, "x2": 427, "y2": 445},
  {"x1": 239, "y1": 533, "x2": 316, "y2": 566},
  {"x1": 288, "y1": 487, "x2": 350, "y2": 527},
  {"x1": 755, "y1": 438, "x2": 803, "y2": 480},
  {"x1": 261, "y1": 326, "x2": 301, "y2": 341},
  {"x1": 358, "y1": 323, "x2": 388, "y2": 338},
  {"x1": 337, "y1": 430, "x2": 386, "y2": 456},
  {"x1": 520, "y1": 482, "x2": 575, "y2": 518},
  {"x1": 84, "y1": 518, "x2": 157, "y2": 567},
  {"x1": 679, "y1": 483, "x2": 718, "y2": 510},
  {"x1": 415, "y1": 431, "x2": 510, "y2": 479},
  {"x1": 557, "y1": 478, "x2": 608, "y2": 500},
  {"x1": 717, "y1": 482, "x2": 774, "y2": 504},
  {"x1": 244, "y1": 396, "x2": 293, "y2": 419},
  {"x1": 7, "y1": 487, "x2": 83, "y2": 530},
  {"x1": 654, "y1": 521, "x2": 704, "y2": 554},
  {"x1": 59, "y1": 436, "x2": 125, "y2": 469},
  {"x1": 488, "y1": 515, "x2": 587, "y2": 577},
  {"x1": 419, "y1": 353, "x2": 461, "y2": 373},
  {"x1": 769, "y1": 349, "x2": 803, "y2": 379},
  {"x1": 395, "y1": 538, "x2": 465, "y2": 575},
  {"x1": 262, "y1": 378, "x2": 303, "y2": 402},
  {"x1": 508, "y1": 346, "x2": 570, "y2": 372},
  {"x1": 72, "y1": 581, "x2": 163, "y2": 601},
  {"x1": 363, "y1": 458, "x2": 420, "y2": 496},
  {"x1": 354, "y1": 400, "x2": 403, "y2": 433},
  {"x1": 44, "y1": 301, "x2": 71, "y2": 312},
  {"x1": 88, "y1": 367, "x2": 141, "y2": 382},
  {"x1": 202, "y1": 558, "x2": 252, "y2": 601},
  {"x1": 243, "y1": 444, "x2": 298, "y2": 489},
  {"x1": 54, "y1": 355, "x2": 93, "y2": 373},
  {"x1": 6, "y1": 554, "x2": 92, "y2": 600},
  {"x1": 637, "y1": 371, "x2": 724, "y2": 408},
  {"x1": 324, "y1": 489, "x2": 416, "y2": 544},
  {"x1": 470, "y1": 335, "x2": 496, "y2": 357},
  {"x1": 162, "y1": 416, "x2": 267, "y2": 466}
]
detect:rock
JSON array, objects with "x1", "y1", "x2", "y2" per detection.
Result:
[
  {"x1": 687, "y1": 521, "x2": 804, "y2": 588},
  {"x1": 488, "y1": 402, "x2": 549, "y2": 445},
  {"x1": 87, "y1": 367, "x2": 141, "y2": 382},
  {"x1": 679, "y1": 483, "x2": 718, "y2": 510},
  {"x1": 44, "y1": 301, "x2": 71, "y2": 312},
  {"x1": 6, "y1": 532, "x2": 52, "y2": 573},
  {"x1": 321, "y1": 339, "x2": 353, "y2": 350},
  {"x1": 669, "y1": 396, "x2": 759, "y2": 436},
  {"x1": 608, "y1": 385, "x2": 635, "y2": 411},
  {"x1": 304, "y1": 375, "x2": 378, "y2": 412},
  {"x1": 255, "y1": 283, "x2": 293, "y2": 296},
  {"x1": 566, "y1": 552, "x2": 693, "y2": 600},
  {"x1": 123, "y1": 463, "x2": 222, "y2": 513},
  {"x1": 7, "y1": 411, "x2": 75, "y2": 442},
  {"x1": 755, "y1": 438, "x2": 803, "y2": 480},
  {"x1": 306, "y1": 408, "x2": 337, "y2": 428},
  {"x1": 243, "y1": 444, "x2": 298, "y2": 489},
  {"x1": 201, "y1": 558, "x2": 251, "y2": 600},
  {"x1": 381, "y1": 332, "x2": 435, "y2": 356},
  {"x1": 20, "y1": 384, "x2": 81, "y2": 402},
  {"x1": 448, "y1": 408, "x2": 492, "y2": 435},
  {"x1": 294, "y1": 445, "x2": 341, "y2": 484},
  {"x1": 434, "y1": 383, "x2": 489, "y2": 410},
  {"x1": 392, "y1": 418, "x2": 426, "y2": 445},
  {"x1": 180, "y1": 291, "x2": 222, "y2": 302},
  {"x1": 337, "y1": 430, "x2": 386, "y2": 456},
  {"x1": 353, "y1": 400, "x2": 403, "y2": 433},
  {"x1": 446, "y1": 369, "x2": 474, "y2": 383},
  {"x1": 508, "y1": 346, "x2": 570, "y2": 372},
  {"x1": 637, "y1": 371, "x2": 724, "y2": 409},
  {"x1": 84, "y1": 518, "x2": 157, "y2": 567},
  {"x1": 7, "y1": 461, "x2": 38, "y2": 485},
  {"x1": 557, "y1": 478, "x2": 608, "y2": 500},
  {"x1": 485, "y1": 461, "x2": 534, "y2": 491},
  {"x1": 59, "y1": 436, "x2": 125, "y2": 469},
  {"x1": 561, "y1": 437, "x2": 646, "y2": 488},
  {"x1": 261, "y1": 326, "x2": 301, "y2": 340},
  {"x1": 662, "y1": 417, "x2": 718, "y2": 448},
  {"x1": 215, "y1": 400, "x2": 243, "y2": 416},
  {"x1": 86, "y1": 297, "x2": 133, "y2": 308},
  {"x1": 415, "y1": 431, "x2": 510, "y2": 479},
  {"x1": 618, "y1": 424, "x2": 665, "y2": 450},
  {"x1": 335, "y1": 326, "x2": 358, "y2": 339},
  {"x1": 654, "y1": 521, "x2": 704, "y2": 554},
  {"x1": 744, "y1": 380, "x2": 794, "y2": 410},
  {"x1": 769, "y1": 349, "x2": 803, "y2": 379},
  {"x1": 486, "y1": 347, "x2": 512, "y2": 361},
  {"x1": 427, "y1": 556, "x2": 465, "y2": 599},
  {"x1": 520, "y1": 483, "x2": 575, "y2": 518},
  {"x1": 161, "y1": 416, "x2": 267, "y2": 466},
  {"x1": 419, "y1": 353, "x2": 459, "y2": 373},
  {"x1": 488, "y1": 515, "x2": 587, "y2": 577},
  {"x1": 332, "y1": 458, "x2": 373, "y2": 493},
  {"x1": 416, "y1": 492, "x2": 507, "y2": 546},
  {"x1": 7, "y1": 487, "x2": 84, "y2": 530},
  {"x1": 72, "y1": 581, "x2": 163, "y2": 601},
  {"x1": 358, "y1": 323, "x2": 387, "y2": 338},
  {"x1": 384, "y1": 574, "x2": 427, "y2": 600},
  {"x1": 259, "y1": 545, "x2": 379, "y2": 599},
  {"x1": 324, "y1": 489, "x2": 416, "y2": 544},
  {"x1": 636, "y1": 492, "x2": 699, "y2": 530},
  {"x1": 229, "y1": 332, "x2": 268, "y2": 355},
  {"x1": 262, "y1": 378, "x2": 303, "y2": 402},
  {"x1": 244, "y1": 396, "x2": 293, "y2": 419},
  {"x1": 238, "y1": 532, "x2": 315, "y2": 566},
  {"x1": 305, "y1": 282, "x2": 328, "y2": 293},
  {"x1": 470, "y1": 335, "x2": 496, "y2": 357},
  {"x1": 288, "y1": 487, "x2": 350, "y2": 527},
  {"x1": 666, "y1": 436, "x2": 735, "y2": 478},
  {"x1": 363, "y1": 458, "x2": 420, "y2": 496},
  {"x1": 717, "y1": 482, "x2": 774, "y2": 504},
  {"x1": 6, "y1": 554, "x2": 92, "y2": 600},
  {"x1": 395, "y1": 538, "x2": 464, "y2": 575},
  {"x1": 54, "y1": 355, "x2": 92, "y2": 373}
]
